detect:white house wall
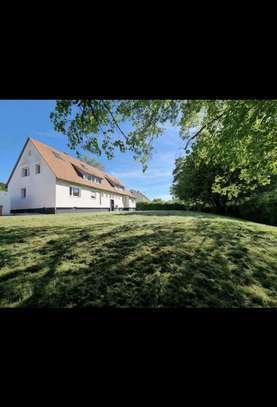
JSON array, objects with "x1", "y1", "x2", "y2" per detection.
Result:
[
  {"x1": 8, "y1": 140, "x2": 56, "y2": 210},
  {"x1": 56, "y1": 179, "x2": 136, "y2": 209}
]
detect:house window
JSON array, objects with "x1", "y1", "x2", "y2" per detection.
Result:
[
  {"x1": 69, "y1": 186, "x2": 81, "y2": 197},
  {"x1": 114, "y1": 184, "x2": 124, "y2": 191},
  {"x1": 22, "y1": 167, "x2": 30, "y2": 177},
  {"x1": 91, "y1": 191, "x2": 96, "y2": 199},
  {"x1": 21, "y1": 188, "x2": 26, "y2": 198},
  {"x1": 35, "y1": 164, "x2": 41, "y2": 174},
  {"x1": 28, "y1": 150, "x2": 32, "y2": 156},
  {"x1": 87, "y1": 175, "x2": 92, "y2": 181}
]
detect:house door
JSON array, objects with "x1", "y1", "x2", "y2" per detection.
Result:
[
  {"x1": 0, "y1": 206, "x2": 3, "y2": 216},
  {"x1": 110, "y1": 199, "x2": 114, "y2": 211}
]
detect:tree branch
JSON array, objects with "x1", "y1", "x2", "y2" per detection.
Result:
[
  {"x1": 100, "y1": 100, "x2": 128, "y2": 141},
  {"x1": 184, "y1": 124, "x2": 206, "y2": 150},
  {"x1": 184, "y1": 112, "x2": 225, "y2": 150}
]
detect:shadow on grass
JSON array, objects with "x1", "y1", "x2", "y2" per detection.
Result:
[{"x1": 0, "y1": 218, "x2": 276, "y2": 307}]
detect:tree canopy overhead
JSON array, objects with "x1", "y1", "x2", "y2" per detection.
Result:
[
  {"x1": 51, "y1": 99, "x2": 277, "y2": 198},
  {"x1": 50, "y1": 100, "x2": 182, "y2": 169}
]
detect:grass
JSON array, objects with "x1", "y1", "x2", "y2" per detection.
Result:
[{"x1": 0, "y1": 210, "x2": 277, "y2": 308}]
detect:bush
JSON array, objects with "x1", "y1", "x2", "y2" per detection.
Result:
[
  {"x1": 201, "y1": 191, "x2": 277, "y2": 226},
  {"x1": 136, "y1": 201, "x2": 187, "y2": 211},
  {"x1": 234, "y1": 191, "x2": 277, "y2": 226}
]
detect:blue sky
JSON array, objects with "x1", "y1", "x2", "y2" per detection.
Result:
[{"x1": 0, "y1": 100, "x2": 185, "y2": 200}]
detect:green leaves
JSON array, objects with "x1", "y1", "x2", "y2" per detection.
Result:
[
  {"x1": 180, "y1": 100, "x2": 277, "y2": 197},
  {"x1": 0, "y1": 182, "x2": 6, "y2": 191},
  {"x1": 51, "y1": 99, "x2": 277, "y2": 196},
  {"x1": 172, "y1": 134, "x2": 277, "y2": 208},
  {"x1": 50, "y1": 99, "x2": 183, "y2": 169}
]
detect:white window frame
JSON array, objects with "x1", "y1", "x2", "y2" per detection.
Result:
[
  {"x1": 35, "y1": 163, "x2": 41, "y2": 174},
  {"x1": 22, "y1": 167, "x2": 30, "y2": 177},
  {"x1": 21, "y1": 188, "x2": 27, "y2": 199},
  {"x1": 69, "y1": 186, "x2": 81, "y2": 197}
]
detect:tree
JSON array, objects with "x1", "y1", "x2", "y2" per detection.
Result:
[
  {"x1": 172, "y1": 137, "x2": 277, "y2": 210},
  {"x1": 179, "y1": 100, "x2": 277, "y2": 198},
  {"x1": 50, "y1": 100, "x2": 277, "y2": 197},
  {"x1": 0, "y1": 182, "x2": 6, "y2": 191},
  {"x1": 77, "y1": 153, "x2": 105, "y2": 171},
  {"x1": 172, "y1": 148, "x2": 230, "y2": 210}
]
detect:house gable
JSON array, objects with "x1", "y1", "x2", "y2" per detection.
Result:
[{"x1": 7, "y1": 138, "x2": 56, "y2": 210}]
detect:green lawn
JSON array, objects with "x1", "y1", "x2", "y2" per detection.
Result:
[{"x1": 0, "y1": 211, "x2": 277, "y2": 307}]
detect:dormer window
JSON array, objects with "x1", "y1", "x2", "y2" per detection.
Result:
[
  {"x1": 114, "y1": 184, "x2": 124, "y2": 191},
  {"x1": 104, "y1": 176, "x2": 123, "y2": 190},
  {"x1": 93, "y1": 176, "x2": 101, "y2": 184},
  {"x1": 83, "y1": 173, "x2": 101, "y2": 184},
  {"x1": 72, "y1": 164, "x2": 102, "y2": 185},
  {"x1": 53, "y1": 151, "x2": 64, "y2": 160},
  {"x1": 22, "y1": 167, "x2": 30, "y2": 177}
]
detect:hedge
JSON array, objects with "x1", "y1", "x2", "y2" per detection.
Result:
[
  {"x1": 136, "y1": 202, "x2": 187, "y2": 211},
  {"x1": 230, "y1": 191, "x2": 277, "y2": 226},
  {"x1": 136, "y1": 191, "x2": 277, "y2": 226}
]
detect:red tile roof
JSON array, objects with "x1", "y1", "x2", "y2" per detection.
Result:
[{"x1": 29, "y1": 138, "x2": 135, "y2": 198}]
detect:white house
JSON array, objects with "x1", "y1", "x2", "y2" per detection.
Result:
[
  {"x1": 7, "y1": 138, "x2": 136, "y2": 214},
  {"x1": 0, "y1": 191, "x2": 10, "y2": 215}
]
